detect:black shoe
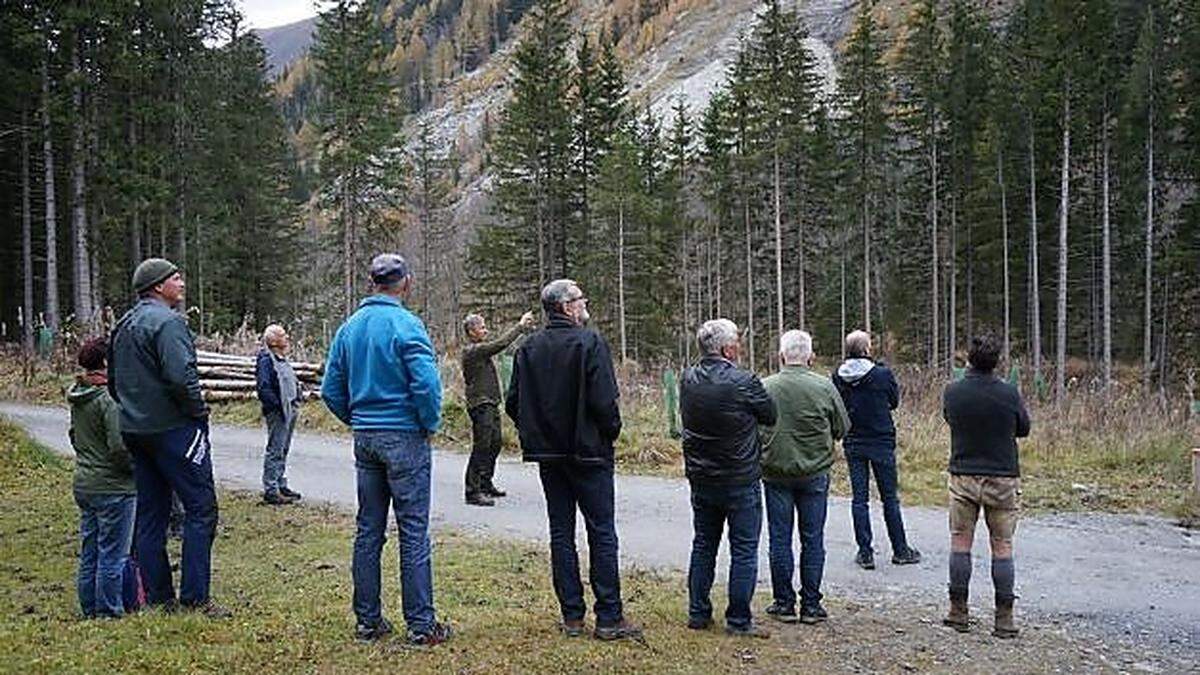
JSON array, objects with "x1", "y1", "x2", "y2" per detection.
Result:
[
  {"x1": 764, "y1": 602, "x2": 799, "y2": 624},
  {"x1": 799, "y1": 605, "x2": 828, "y2": 625},
  {"x1": 182, "y1": 600, "x2": 232, "y2": 619},
  {"x1": 263, "y1": 490, "x2": 295, "y2": 505},
  {"x1": 280, "y1": 486, "x2": 302, "y2": 500},
  {"x1": 687, "y1": 616, "x2": 714, "y2": 630},
  {"x1": 855, "y1": 549, "x2": 876, "y2": 570},
  {"x1": 408, "y1": 621, "x2": 453, "y2": 646},
  {"x1": 355, "y1": 617, "x2": 394, "y2": 642},
  {"x1": 484, "y1": 485, "x2": 507, "y2": 498},
  {"x1": 725, "y1": 622, "x2": 771, "y2": 638},
  {"x1": 465, "y1": 493, "x2": 495, "y2": 507},
  {"x1": 892, "y1": 547, "x2": 922, "y2": 565},
  {"x1": 594, "y1": 619, "x2": 643, "y2": 641}
]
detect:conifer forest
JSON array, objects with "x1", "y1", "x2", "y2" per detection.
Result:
[{"x1": 2, "y1": 0, "x2": 1199, "y2": 398}]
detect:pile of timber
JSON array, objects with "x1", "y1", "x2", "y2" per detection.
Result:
[{"x1": 197, "y1": 350, "x2": 323, "y2": 403}]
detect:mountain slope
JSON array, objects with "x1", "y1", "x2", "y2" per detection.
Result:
[{"x1": 254, "y1": 16, "x2": 316, "y2": 79}]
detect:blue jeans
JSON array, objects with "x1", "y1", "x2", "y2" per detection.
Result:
[
  {"x1": 262, "y1": 411, "x2": 296, "y2": 492},
  {"x1": 687, "y1": 481, "x2": 762, "y2": 630},
  {"x1": 125, "y1": 420, "x2": 219, "y2": 606},
  {"x1": 764, "y1": 474, "x2": 829, "y2": 611},
  {"x1": 352, "y1": 431, "x2": 436, "y2": 634},
  {"x1": 846, "y1": 445, "x2": 911, "y2": 556},
  {"x1": 75, "y1": 491, "x2": 136, "y2": 617},
  {"x1": 537, "y1": 461, "x2": 623, "y2": 627}
]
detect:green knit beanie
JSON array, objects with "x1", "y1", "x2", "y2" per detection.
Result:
[{"x1": 132, "y1": 258, "x2": 179, "y2": 293}]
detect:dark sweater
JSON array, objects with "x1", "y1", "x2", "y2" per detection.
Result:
[
  {"x1": 942, "y1": 370, "x2": 1031, "y2": 477},
  {"x1": 832, "y1": 358, "x2": 899, "y2": 452},
  {"x1": 462, "y1": 322, "x2": 527, "y2": 409}
]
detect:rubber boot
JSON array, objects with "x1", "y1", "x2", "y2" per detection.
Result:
[
  {"x1": 993, "y1": 596, "x2": 1018, "y2": 639},
  {"x1": 943, "y1": 591, "x2": 970, "y2": 633}
]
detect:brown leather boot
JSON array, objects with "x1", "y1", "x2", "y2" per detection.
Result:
[
  {"x1": 993, "y1": 597, "x2": 1019, "y2": 639},
  {"x1": 943, "y1": 591, "x2": 970, "y2": 633}
]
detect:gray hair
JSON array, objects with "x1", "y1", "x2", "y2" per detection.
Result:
[
  {"x1": 845, "y1": 330, "x2": 871, "y2": 358},
  {"x1": 779, "y1": 330, "x2": 813, "y2": 365},
  {"x1": 462, "y1": 313, "x2": 484, "y2": 334},
  {"x1": 697, "y1": 319, "x2": 739, "y2": 356},
  {"x1": 541, "y1": 278, "x2": 580, "y2": 312},
  {"x1": 262, "y1": 324, "x2": 286, "y2": 346}
]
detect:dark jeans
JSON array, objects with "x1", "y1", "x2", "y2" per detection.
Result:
[
  {"x1": 74, "y1": 490, "x2": 136, "y2": 617},
  {"x1": 352, "y1": 430, "x2": 436, "y2": 634},
  {"x1": 764, "y1": 474, "x2": 829, "y2": 611},
  {"x1": 124, "y1": 419, "x2": 219, "y2": 606},
  {"x1": 465, "y1": 404, "x2": 501, "y2": 497},
  {"x1": 537, "y1": 461, "x2": 623, "y2": 627},
  {"x1": 262, "y1": 410, "x2": 296, "y2": 493},
  {"x1": 687, "y1": 480, "x2": 762, "y2": 630},
  {"x1": 846, "y1": 445, "x2": 911, "y2": 556}
]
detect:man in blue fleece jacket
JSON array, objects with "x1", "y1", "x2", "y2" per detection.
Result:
[{"x1": 322, "y1": 253, "x2": 450, "y2": 646}]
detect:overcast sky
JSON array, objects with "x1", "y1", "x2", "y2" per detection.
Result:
[{"x1": 238, "y1": 0, "x2": 318, "y2": 30}]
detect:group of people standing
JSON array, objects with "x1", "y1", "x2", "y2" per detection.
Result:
[{"x1": 66, "y1": 250, "x2": 1031, "y2": 650}]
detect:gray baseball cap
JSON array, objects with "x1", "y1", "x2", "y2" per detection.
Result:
[{"x1": 369, "y1": 253, "x2": 410, "y2": 285}]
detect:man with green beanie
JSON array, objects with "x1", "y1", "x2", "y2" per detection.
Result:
[{"x1": 108, "y1": 257, "x2": 226, "y2": 617}]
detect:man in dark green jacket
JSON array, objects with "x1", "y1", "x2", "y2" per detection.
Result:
[
  {"x1": 760, "y1": 330, "x2": 849, "y2": 625},
  {"x1": 70, "y1": 337, "x2": 136, "y2": 618},
  {"x1": 109, "y1": 257, "x2": 225, "y2": 617},
  {"x1": 460, "y1": 310, "x2": 535, "y2": 506}
]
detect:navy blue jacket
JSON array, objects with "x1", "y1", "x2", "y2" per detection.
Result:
[
  {"x1": 256, "y1": 349, "x2": 283, "y2": 416},
  {"x1": 832, "y1": 358, "x2": 899, "y2": 453}
]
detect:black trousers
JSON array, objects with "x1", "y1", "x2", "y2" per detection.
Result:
[{"x1": 465, "y1": 404, "x2": 502, "y2": 496}]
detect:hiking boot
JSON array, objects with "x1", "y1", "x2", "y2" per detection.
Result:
[
  {"x1": 764, "y1": 602, "x2": 799, "y2": 624},
  {"x1": 892, "y1": 547, "x2": 922, "y2": 566},
  {"x1": 263, "y1": 490, "x2": 295, "y2": 505},
  {"x1": 855, "y1": 549, "x2": 876, "y2": 570},
  {"x1": 943, "y1": 592, "x2": 970, "y2": 633},
  {"x1": 594, "y1": 618, "x2": 643, "y2": 641},
  {"x1": 561, "y1": 619, "x2": 586, "y2": 637},
  {"x1": 280, "y1": 487, "x2": 303, "y2": 500},
  {"x1": 355, "y1": 617, "x2": 394, "y2": 642},
  {"x1": 465, "y1": 493, "x2": 495, "y2": 507},
  {"x1": 485, "y1": 485, "x2": 507, "y2": 498},
  {"x1": 687, "y1": 616, "x2": 714, "y2": 630},
  {"x1": 799, "y1": 605, "x2": 829, "y2": 625},
  {"x1": 183, "y1": 600, "x2": 232, "y2": 619},
  {"x1": 993, "y1": 597, "x2": 1019, "y2": 639},
  {"x1": 409, "y1": 621, "x2": 453, "y2": 646},
  {"x1": 725, "y1": 622, "x2": 771, "y2": 639}
]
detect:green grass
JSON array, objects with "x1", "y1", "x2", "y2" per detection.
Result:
[{"x1": 0, "y1": 419, "x2": 820, "y2": 673}]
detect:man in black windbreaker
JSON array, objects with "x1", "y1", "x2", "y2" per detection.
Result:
[
  {"x1": 505, "y1": 279, "x2": 641, "y2": 642},
  {"x1": 680, "y1": 318, "x2": 777, "y2": 638}
]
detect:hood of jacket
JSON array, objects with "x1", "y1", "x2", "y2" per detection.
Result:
[
  {"x1": 67, "y1": 380, "x2": 106, "y2": 406},
  {"x1": 836, "y1": 358, "x2": 876, "y2": 386}
]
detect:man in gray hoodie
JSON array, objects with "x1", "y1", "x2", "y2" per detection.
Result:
[{"x1": 831, "y1": 331, "x2": 920, "y2": 570}]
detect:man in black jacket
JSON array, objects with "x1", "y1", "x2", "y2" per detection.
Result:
[
  {"x1": 941, "y1": 335, "x2": 1031, "y2": 639},
  {"x1": 505, "y1": 279, "x2": 641, "y2": 642},
  {"x1": 680, "y1": 318, "x2": 776, "y2": 638},
  {"x1": 832, "y1": 330, "x2": 921, "y2": 570}
]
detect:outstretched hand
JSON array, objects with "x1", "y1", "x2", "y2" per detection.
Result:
[{"x1": 520, "y1": 311, "x2": 537, "y2": 329}]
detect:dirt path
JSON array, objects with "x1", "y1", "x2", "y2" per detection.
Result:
[{"x1": 4, "y1": 402, "x2": 1197, "y2": 666}]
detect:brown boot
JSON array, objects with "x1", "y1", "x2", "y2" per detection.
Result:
[
  {"x1": 993, "y1": 597, "x2": 1018, "y2": 639},
  {"x1": 943, "y1": 591, "x2": 970, "y2": 633}
]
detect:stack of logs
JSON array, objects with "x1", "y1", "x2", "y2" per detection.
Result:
[{"x1": 197, "y1": 350, "x2": 324, "y2": 403}]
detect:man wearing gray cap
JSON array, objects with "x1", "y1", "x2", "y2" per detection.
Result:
[
  {"x1": 322, "y1": 253, "x2": 451, "y2": 645},
  {"x1": 108, "y1": 258, "x2": 226, "y2": 617}
]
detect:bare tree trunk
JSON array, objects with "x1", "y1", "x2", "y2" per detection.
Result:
[
  {"x1": 949, "y1": 195, "x2": 957, "y2": 364},
  {"x1": 618, "y1": 200, "x2": 627, "y2": 364},
  {"x1": 840, "y1": 230, "x2": 847, "y2": 359},
  {"x1": 863, "y1": 196, "x2": 872, "y2": 333},
  {"x1": 1101, "y1": 106, "x2": 1112, "y2": 391},
  {"x1": 1055, "y1": 88, "x2": 1070, "y2": 402},
  {"x1": 129, "y1": 117, "x2": 141, "y2": 271},
  {"x1": 22, "y1": 108, "x2": 34, "y2": 352},
  {"x1": 1142, "y1": 91, "x2": 1155, "y2": 393},
  {"x1": 744, "y1": 198, "x2": 755, "y2": 368},
  {"x1": 773, "y1": 147, "x2": 783, "y2": 350},
  {"x1": 342, "y1": 183, "x2": 354, "y2": 318},
  {"x1": 931, "y1": 133, "x2": 940, "y2": 369},
  {"x1": 70, "y1": 37, "x2": 93, "y2": 327},
  {"x1": 1027, "y1": 118, "x2": 1042, "y2": 383},
  {"x1": 683, "y1": 231, "x2": 691, "y2": 363},
  {"x1": 42, "y1": 58, "x2": 60, "y2": 334},
  {"x1": 998, "y1": 140, "x2": 1011, "y2": 367}
]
